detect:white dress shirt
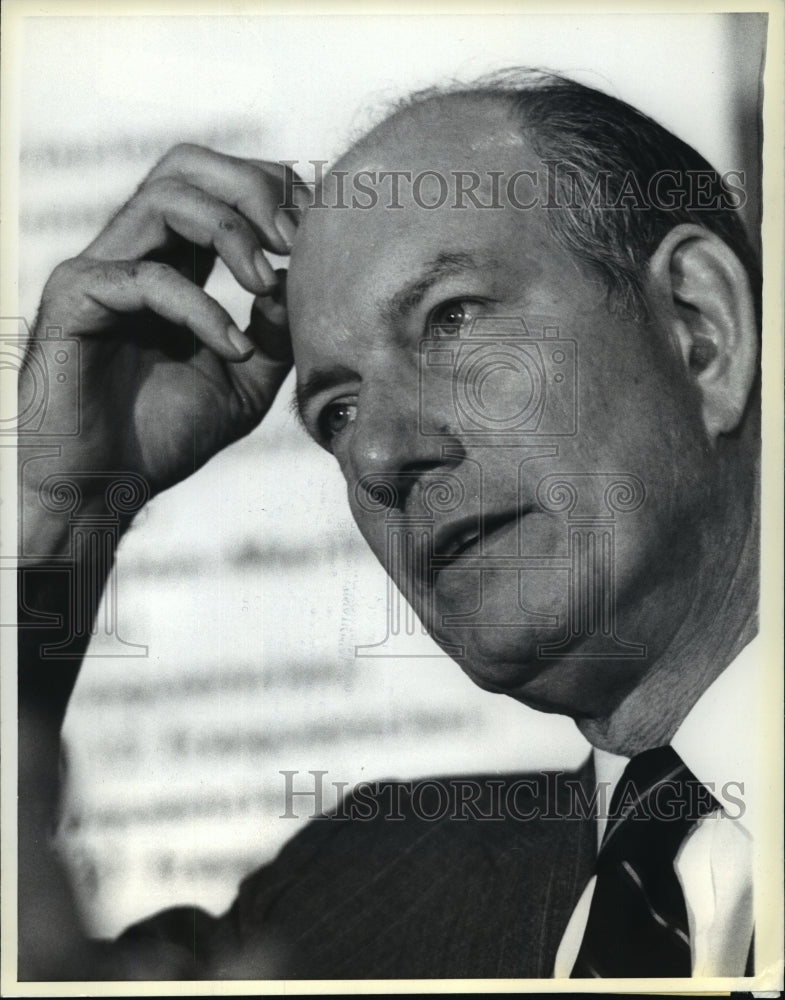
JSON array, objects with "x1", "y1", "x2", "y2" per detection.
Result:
[{"x1": 553, "y1": 637, "x2": 760, "y2": 977}]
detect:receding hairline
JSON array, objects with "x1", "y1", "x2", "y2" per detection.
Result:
[
  {"x1": 334, "y1": 89, "x2": 525, "y2": 171},
  {"x1": 315, "y1": 69, "x2": 759, "y2": 326}
]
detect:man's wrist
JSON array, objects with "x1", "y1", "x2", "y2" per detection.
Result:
[{"x1": 19, "y1": 470, "x2": 147, "y2": 564}]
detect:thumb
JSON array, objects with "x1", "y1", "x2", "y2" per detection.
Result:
[
  {"x1": 247, "y1": 268, "x2": 293, "y2": 364},
  {"x1": 225, "y1": 270, "x2": 293, "y2": 419}
]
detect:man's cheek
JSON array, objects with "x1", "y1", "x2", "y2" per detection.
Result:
[
  {"x1": 428, "y1": 516, "x2": 570, "y2": 628},
  {"x1": 599, "y1": 507, "x2": 682, "y2": 632}
]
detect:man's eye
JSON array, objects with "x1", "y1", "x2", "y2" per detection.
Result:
[
  {"x1": 319, "y1": 400, "x2": 357, "y2": 441},
  {"x1": 428, "y1": 300, "x2": 478, "y2": 335}
]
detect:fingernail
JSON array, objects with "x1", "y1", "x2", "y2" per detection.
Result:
[
  {"x1": 226, "y1": 323, "x2": 255, "y2": 361},
  {"x1": 253, "y1": 249, "x2": 275, "y2": 288},
  {"x1": 255, "y1": 294, "x2": 287, "y2": 328},
  {"x1": 274, "y1": 211, "x2": 297, "y2": 251}
]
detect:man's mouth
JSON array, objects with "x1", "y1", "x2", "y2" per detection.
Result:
[{"x1": 432, "y1": 509, "x2": 529, "y2": 569}]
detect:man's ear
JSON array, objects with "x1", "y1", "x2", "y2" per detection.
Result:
[{"x1": 646, "y1": 223, "x2": 758, "y2": 441}]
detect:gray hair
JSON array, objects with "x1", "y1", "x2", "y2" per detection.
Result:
[{"x1": 389, "y1": 69, "x2": 761, "y2": 323}]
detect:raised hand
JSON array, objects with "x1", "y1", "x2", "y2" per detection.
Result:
[{"x1": 24, "y1": 144, "x2": 306, "y2": 519}]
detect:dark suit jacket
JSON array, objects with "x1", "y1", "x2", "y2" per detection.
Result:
[{"x1": 98, "y1": 760, "x2": 597, "y2": 980}]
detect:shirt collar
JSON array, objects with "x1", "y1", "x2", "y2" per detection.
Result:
[{"x1": 592, "y1": 634, "x2": 761, "y2": 845}]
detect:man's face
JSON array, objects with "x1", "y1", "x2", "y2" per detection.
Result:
[{"x1": 287, "y1": 98, "x2": 717, "y2": 721}]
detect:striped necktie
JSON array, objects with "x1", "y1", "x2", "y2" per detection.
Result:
[{"x1": 571, "y1": 745, "x2": 720, "y2": 978}]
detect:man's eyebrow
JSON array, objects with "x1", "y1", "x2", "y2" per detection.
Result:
[
  {"x1": 293, "y1": 363, "x2": 359, "y2": 425},
  {"x1": 384, "y1": 250, "x2": 489, "y2": 321},
  {"x1": 293, "y1": 251, "x2": 491, "y2": 425}
]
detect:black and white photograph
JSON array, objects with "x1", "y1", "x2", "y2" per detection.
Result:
[{"x1": 2, "y1": 1, "x2": 783, "y2": 992}]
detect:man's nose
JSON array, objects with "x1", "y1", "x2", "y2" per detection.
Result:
[{"x1": 348, "y1": 398, "x2": 464, "y2": 514}]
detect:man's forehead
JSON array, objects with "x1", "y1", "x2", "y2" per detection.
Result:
[
  {"x1": 289, "y1": 97, "x2": 540, "y2": 277},
  {"x1": 313, "y1": 96, "x2": 529, "y2": 208},
  {"x1": 338, "y1": 93, "x2": 526, "y2": 168},
  {"x1": 285, "y1": 95, "x2": 558, "y2": 361}
]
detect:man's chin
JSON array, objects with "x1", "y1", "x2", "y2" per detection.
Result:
[
  {"x1": 431, "y1": 625, "x2": 643, "y2": 720},
  {"x1": 432, "y1": 626, "x2": 560, "y2": 696},
  {"x1": 421, "y1": 572, "x2": 564, "y2": 681}
]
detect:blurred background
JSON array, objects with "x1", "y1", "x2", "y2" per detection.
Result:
[{"x1": 15, "y1": 10, "x2": 765, "y2": 937}]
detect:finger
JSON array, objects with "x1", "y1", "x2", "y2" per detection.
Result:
[
  {"x1": 87, "y1": 178, "x2": 277, "y2": 293},
  {"x1": 146, "y1": 144, "x2": 302, "y2": 255},
  {"x1": 43, "y1": 257, "x2": 255, "y2": 362},
  {"x1": 247, "y1": 270, "x2": 292, "y2": 362},
  {"x1": 224, "y1": 272, "x2": 293, "y2": 412},
  {"x1": 247, "y1": 158, "x2": 312, "y2": 223}
]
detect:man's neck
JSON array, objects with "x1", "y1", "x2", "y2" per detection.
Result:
[{"x1": 576, "y1": 499, "x2": 759, "y2": 757}]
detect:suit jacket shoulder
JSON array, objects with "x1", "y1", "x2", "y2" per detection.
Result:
[{"x1": 108, "y1": 762, "x2": 596, "y2": 980}]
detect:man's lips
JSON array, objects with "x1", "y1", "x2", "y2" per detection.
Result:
[{"x1": 431, "y1": 509, "x2": 530, "y2": 569}]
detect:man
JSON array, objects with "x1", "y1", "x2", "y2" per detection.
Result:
[{"x1": 18, "y1": 71, "x2": 761, "y2": 980}]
